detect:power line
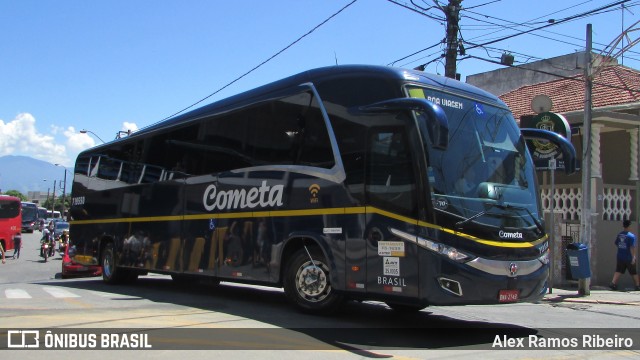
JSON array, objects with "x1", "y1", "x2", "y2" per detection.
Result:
[
  {"x1": 464, "y1": 0, "x2": 632, "y2": 51},
  {"x1": 158, "y1": 0, "x2": 358, "y2": 123},
  {"x1": 387, "y1": 0, "x2": 634, "y2": 72},
  {"x1": 461, "y1": 0, "x2": 503, "y2": 11},
  {"x1": 386, "y1": 0, "x2": 445, "y2": 22},
  {"x1": 388, "y1": 41, "x2": 444, "y2": 66},
  {"x1": 461, "y1": 1, "x2": 640, "y2": 70}
]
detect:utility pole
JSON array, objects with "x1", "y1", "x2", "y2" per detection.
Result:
[
  {"x1": 52, "y1": 180, "x2": 57, "y2": 215},
  {"x1": 55, "y1": 164, "x2": 67, "y2": 221},
  {"x1": 444, "y1": 0, "x2": 462, "y2": 79},
  {"x1": 579, "y1": 24, "x2": 593, "y2": 296}
]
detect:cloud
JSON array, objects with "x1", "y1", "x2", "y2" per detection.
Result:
[
  {"x1": 66, "y1": 126, "x2": 96, "y2": 154},
  {"x1": 0, "y1": 113, "x2": 68, "y2": 165},
  {"x1": 122, "y1": 122, "x2": 139, "y2": 132},
  {"x1": 113, "y1": 121, "x2": 139, "y2": 139},
  {"x1": 0, "y1": 114, "x2": 141, "y2": 167}
]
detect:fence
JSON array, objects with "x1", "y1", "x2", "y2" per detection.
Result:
[{"x1": 540, "y1": 184, "x2": 634, "y2": 221}]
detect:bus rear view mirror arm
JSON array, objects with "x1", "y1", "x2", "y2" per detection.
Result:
[
  {"x1": 357, "y1": 98, "x2": 449, "y2": 150},
  {"x1": 520, "y1": 128, "x2": 577, "y2": 175}
]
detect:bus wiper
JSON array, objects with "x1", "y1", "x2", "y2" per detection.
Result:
[
  {"x1": 455, "y1": 203, "x2": 503, "y2": 229},
  {"x1": 454, "y1": 202, "x2": 544, "y2": 233},
  {"x1": 501, "y1": 203, "x2": 544, "y2": 233}
]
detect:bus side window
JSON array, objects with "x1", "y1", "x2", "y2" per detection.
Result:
[
  {"x1": 97, "y1": 157, "x2": 122, "y2": 181},
  {"x1": 75, "y1": 155, "x2": 91, "y2": 176},
  {"x1": 246, "y1": 92, "x2": 334, "y2": 169},
  {"x1": 366, "y1": 127, "x2": 417, "y2": 218}
]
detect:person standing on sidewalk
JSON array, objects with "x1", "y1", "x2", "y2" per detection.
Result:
[{"x1": 609, "y1": 219, "x2": 640, "y2": 291}]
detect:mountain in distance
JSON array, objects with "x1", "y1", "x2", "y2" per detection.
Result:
[{"x1": 0, "y1": 155, "x2": 72, "y2": 196}]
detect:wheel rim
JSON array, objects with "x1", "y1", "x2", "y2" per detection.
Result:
[
  {"x1": 295, "y1": 260, "x2": 331, "y2": 303},
  {"x1": 103, "y1": 249, "x2": 113, "y2": 279}
]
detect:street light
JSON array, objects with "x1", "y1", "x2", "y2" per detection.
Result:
[
  {"x1": 80, "y1": 129, "x2": 106, "y2": 143},
  {"x1": 55, "y1": 164, "x2": 69, "y2": 221}
]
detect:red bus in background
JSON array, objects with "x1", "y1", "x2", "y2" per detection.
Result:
[{"x1": 0, "y1": 195, "x2": 22, "y2": 254}]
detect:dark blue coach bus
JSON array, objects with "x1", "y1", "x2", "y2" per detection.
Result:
[{"x1": 69, "y1": 65, "x2": 576, "y2": 313}]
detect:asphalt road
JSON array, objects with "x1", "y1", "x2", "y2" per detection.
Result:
[{"x1": 1, "y1": 231, "x2": 639, "y2": 359}]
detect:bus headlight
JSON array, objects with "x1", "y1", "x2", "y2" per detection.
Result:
[
  {"x1": 389, "y1": 227, "x2": 474, "y2": 263},
  {"x1": 418, "y1": 238, "x2": 474, "y2": 263}
]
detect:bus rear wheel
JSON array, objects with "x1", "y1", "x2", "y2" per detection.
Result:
[
  {"x1": 102, "y1": 242, "x2": 137, "y2": 284},
  {"x1": 283, "y1": 247, "x2": 343, "y2": 314}
]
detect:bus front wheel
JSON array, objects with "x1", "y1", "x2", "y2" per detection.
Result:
[{"x1": 283, "y1": 247, "x2": 343, "y2": 314}]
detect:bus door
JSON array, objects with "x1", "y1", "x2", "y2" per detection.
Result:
[{"x1": 365, "y1": 125, "x2": 421, "y2": 300}]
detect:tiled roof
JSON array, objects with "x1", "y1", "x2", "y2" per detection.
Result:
[{"x1": 499, "y1": 65, "x2": 640, "y2": 120}]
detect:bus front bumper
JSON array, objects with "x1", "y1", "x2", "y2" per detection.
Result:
[{"x1": 423, "y1": 252, "x2": 549, "y2": 306}]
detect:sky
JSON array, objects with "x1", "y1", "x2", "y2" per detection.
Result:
[{"x1": 1, "y1": 0, "x2": 638, "y2": 168}]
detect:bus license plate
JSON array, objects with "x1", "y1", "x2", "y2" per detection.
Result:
[{"x1": 498, "y1": 289, "x2": 519, "y2": 303}]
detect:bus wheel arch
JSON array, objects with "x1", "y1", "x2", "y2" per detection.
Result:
[{"x1": 281, "y1": 238, "x2": 343, "y2": 314}]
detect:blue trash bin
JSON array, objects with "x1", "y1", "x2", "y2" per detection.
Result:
[{"x1": 566, "y1": 243, "x2": 591, "y2": 280}]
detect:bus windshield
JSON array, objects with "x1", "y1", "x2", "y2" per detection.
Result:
[
  {"x1": 407, "y1": 86, "x2": 542, "y2": 238},
  {"x1": 38, "y1": 207, "x2": 48, "y2": 220},
  {"x1": 22, "y1": 203, "x2": 38, "y2": 222}
]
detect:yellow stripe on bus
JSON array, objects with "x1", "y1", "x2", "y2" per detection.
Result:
[{"x1": 70, "y1": 206, "x2": 544, "y2": 249}]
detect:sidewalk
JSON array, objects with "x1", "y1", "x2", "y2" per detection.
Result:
[{"x1": 543, "y1": 286, "x2": 640, "y2": 306}]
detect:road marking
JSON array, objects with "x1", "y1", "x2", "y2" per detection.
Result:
[
  {"x1": 88, "y1": 290, "x2": 120, "y2": 298},
  {"x1": 5, "y1": 288, "x2": 32, "y2": 299},
  {"x1": 42, "y1": 287, "x2": 81, "y2": 298}
]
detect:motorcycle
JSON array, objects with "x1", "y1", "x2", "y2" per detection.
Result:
[
  {"x1": 41, "y1": 241, "x2": 50, "y2": 262},
  {"x1": 49, "y1": 239, "x2": 56, "y2": 257},
  {"x1": 58, "y1": 237, "x2": 68, "y2": 256}
]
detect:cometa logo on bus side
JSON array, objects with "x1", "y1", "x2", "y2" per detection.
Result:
[{"x1": 203, "y1": 181, "x2": 284, "y2": 211}]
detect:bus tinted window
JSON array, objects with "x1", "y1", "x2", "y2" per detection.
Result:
[
  {"x1": 367, "y1": 125, "x2": 417, "y2": 218},
  {"x1": 0, "y1": 200, "x2": 20, "y2": 218},
  {"x1": 329, "y1": 112, "x2": 367, "y2": 203},
  {"x1": 189, "y1": 91, "x2": 334, "y2": 175},
  {"x1": 246, "y1": 92, "x2": 333, "y2": 168},
  {"x1": 140, "y1": 165, "x2": 164, "y2": 183},
  {"x1": 198, "y1": 111, "x2": 252, "y2": 173},
  {"x1": 75, "y1": 155, "x2": 91, "y2": 176},
  {"x1": 96, "y1": 157, "x2": 122, "y2": 181}
]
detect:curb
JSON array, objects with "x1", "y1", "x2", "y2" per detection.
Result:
[{"x1": 542, "y1": 293, "x2": 640, "y2": 306}]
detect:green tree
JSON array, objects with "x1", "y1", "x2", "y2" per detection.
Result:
[
  {"x1": 43, "y1": 194, "x2": 69, "y2": 214},
  {"x1": 3, "y1": 190, "x2": 27, "y2": 201}
]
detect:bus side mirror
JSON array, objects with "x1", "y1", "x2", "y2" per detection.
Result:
[
  {"x1": 520, "y1": 128, "x2": 577, "y2": 175},
  {"x1": 358, "y1": 98, "x2": 449, "y2": 150}
]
